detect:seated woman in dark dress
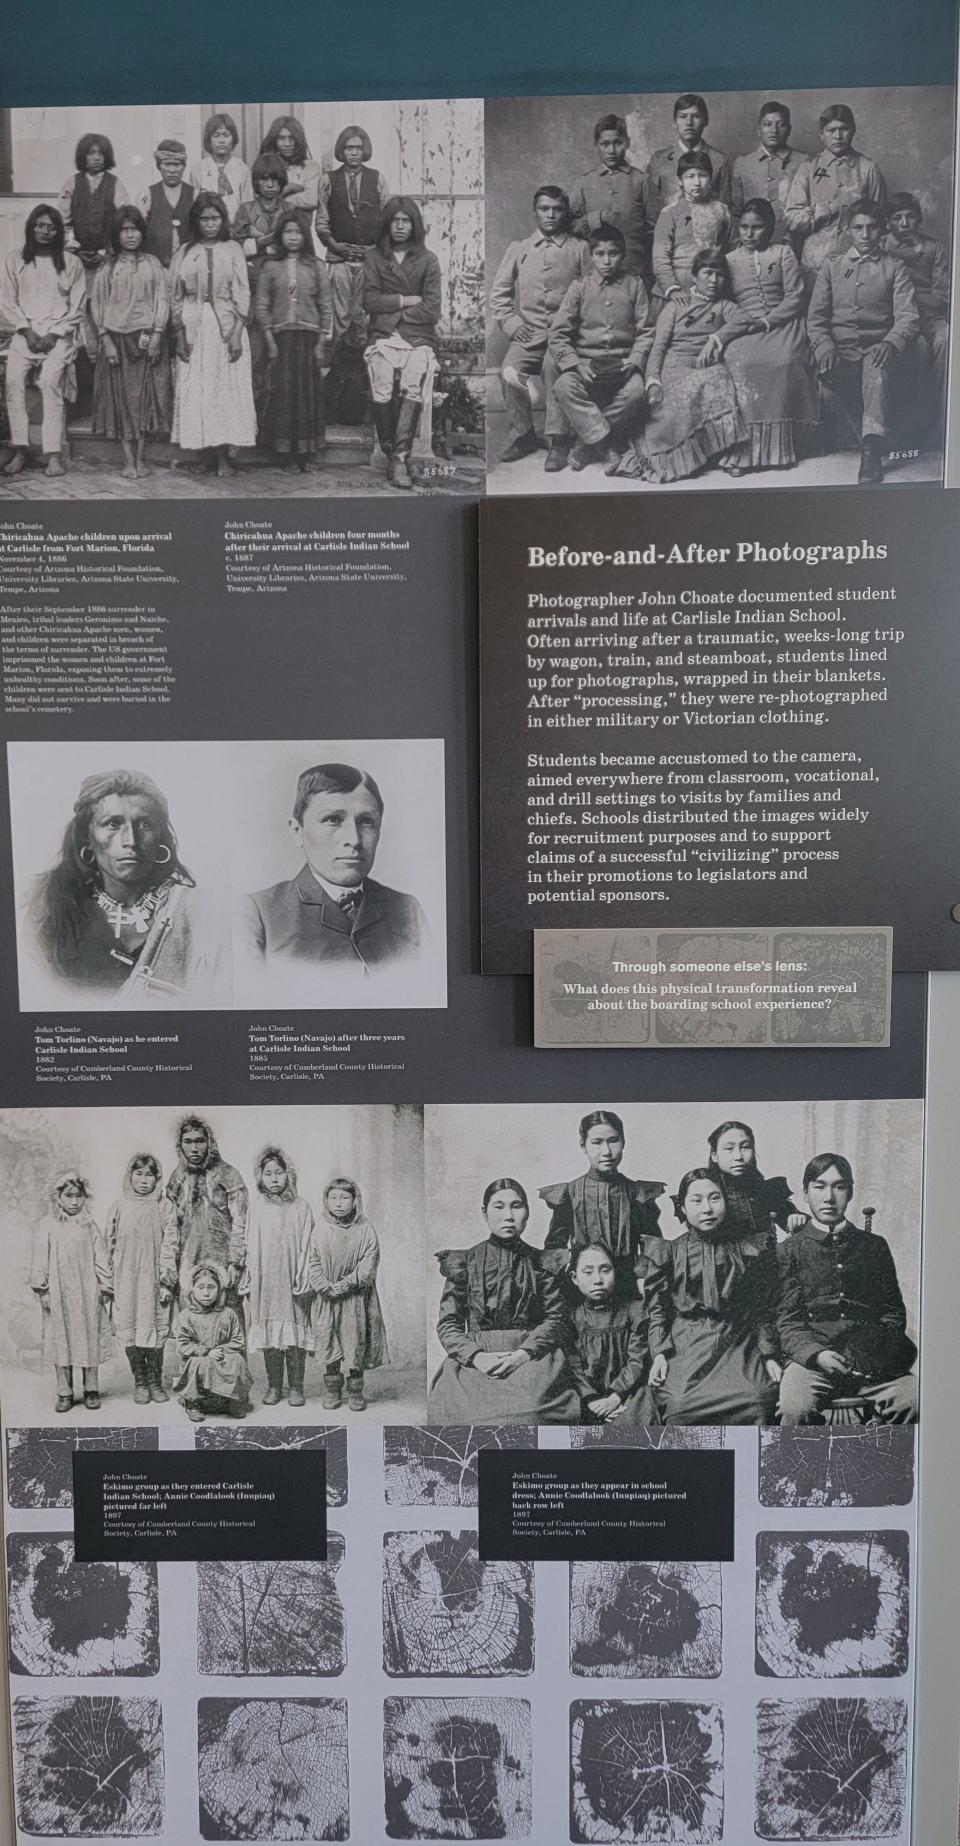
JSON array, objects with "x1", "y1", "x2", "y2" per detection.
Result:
[
  {"x1": 703, "y1": 1119, "x2": 798, "y2": 1239},
  {"x1": 428, "y1": 1177, "x2": 580, "y2": 1424},
  {"x1": 643, "y1": 1168, "x2": 783, "y2": 1425},
  {"x1": 541, "y1": 1109, "x2": 665, "y2": 1297},
  {"x1": 568, "y1": 1244, "x2": 655, "y2": 1424},
  {"x1": 25, "y1": 768, "x2": 223, "y2": 1007}
]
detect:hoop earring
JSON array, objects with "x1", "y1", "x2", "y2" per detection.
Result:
[
  {"x1": 155, "y1": 845, "x2": 172, "y2": 865},
  {"x1": 79, "y1": 846, "x2": 95, "y2": 866}
]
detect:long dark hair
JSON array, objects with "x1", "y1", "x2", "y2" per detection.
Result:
[
  {"x1": 377, "y1": 195, "x2": 426, "y2": 254},
  {"x1": 271, "y1": 208, "x2": 317, "y2": 258},
  {"x1": 202, "y1": 112, "x2": 240, "y2": 154},
  {"x1": 186, "y1": 192, "x2": 231, "y2": 246},
  {"x1": 75, "y1": 132, "x2": 117, "y2": 172},
  {"x1": 109, "y1": 205, "x2": 148, "y2": 254},
  {"x1": 23, "y1": 204, "x2": 66, "y2": 272},
  {"x1": 31, "y1": 769, "x2": 193, "y2": 977},
  {"x1": 260, "y1": 115, "x2": 310, "y2": 166}
]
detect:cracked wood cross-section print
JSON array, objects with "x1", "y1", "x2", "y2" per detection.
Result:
[
  {"x1": 570, "y1": 1699, "x2": 724, "y2": 1843},
  {"x1": 5, "y1": 1427, "x2": 159, "y2": 1510},
  {"x1": 384, "y1": 1695, "x2": 532, "y2": 1840},
  {"x1": 383, "y1": 1529, "x2": 534, "y2": 1676},
  {"x1": 7, "y1": 1533, "x2": 159, "y2": 1678},
  {"x1": 756, "y1": 1531, "x2": 910, "y2": 1679},
  {"x1": 758, "y1": 1427, "x2": 915, "y2": 1508},
  {"x1": 197, "y1": 1696, "x2": 349, "y2": 1840},
  {"x1": 570, "y1": 1426, "x2": 726, "y2": 1453},
  {"x1": 195, "y1": 1422, "x2": 348, "y2": 1505},
  {"x1": 570, "y1": 1561, "x2": 722, "y2": 1679},
  {"x1": 383, "y1": 1425, "x2": 538, "y2": 1506},
  {"x1": 755, "y1": 1696, "x2": 908, "y2": 1839},
  {"x1": 14, "y1": 1694, "x2": 164, "y2": 1837},
  {"x1": 197, "y1": 1535, "x2": 346, "y2": 1676}
]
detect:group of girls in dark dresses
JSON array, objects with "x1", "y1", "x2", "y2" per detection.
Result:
[
  {"x1": 3, "y1": 115, "x2": 441, "y2": 487},
  {"x1": 428, "y1": 1111, "x2": 917, "y2": 1428}
]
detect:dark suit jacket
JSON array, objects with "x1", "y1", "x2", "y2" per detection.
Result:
[
  {"x1": 239, "y1": 865, "x2": 428, "y2": 971},
  {"x1": 775, "y1": 1218, "x2": 917, "y2": 1380}
]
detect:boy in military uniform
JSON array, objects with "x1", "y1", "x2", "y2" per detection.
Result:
[
  {"x1": 643, "y1": 93, "x2": 731, "y2": 226},
  {"x1": 884, "y1": 191, "x2": 951, "y2": 428},
  {"x1": 775, "y1": 1153, "x2": 917, "y2": 1425},
  {"x1": 730, "y1": 102, "x2": 804, "y2": 240},
  {"x1": 569, "y1": 114, "x2": 649, "y2": 278},
  {"x1": 807, "y1": 199, "x2": 919, "y2": 483},
  {"x1": 490, "y1": 185, "x2": 590, "y2": 465},
  {"x1": 547, "y1": 225, "x2": 653, "y2": 475}
]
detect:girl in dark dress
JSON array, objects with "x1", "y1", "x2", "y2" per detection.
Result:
[
  {"x1": 254, "y1": 212, "x2": 332, "y2": 471},
  {"x1": 568, "y1": 1244, "x2": 654, "y2": 1424},
  {"x1": 704, "y1": 1119, "x2": 799, "y2": 1240},
  {"x1": 644, "y1": 1168, "x2": 782, "y2": 1425},
  {"x1": 541, "y1": 1110, "x2": 665, "y2": 1297},
  {"x1": 428, "y1": 1178, "x2": 579, "y2": 1424}
]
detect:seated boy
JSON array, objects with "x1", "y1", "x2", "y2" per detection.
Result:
[
  {"x1": 807, "y1": 198, "x2": 919, "y2": 483},
  {"x1": 775, "y1": 1153, "x2": 917, "y2": 1425},
  {"x1": 547, "y1": 225, "x2": 653, "y2": 474},
  {"x1": 489, "y1": 185, "x2": 590, "y2": 465},
  {"x1": 569, "y1": 114, "x2": 649, "y2": 279},
  {"x1": 884, "y1": 191, "x2": 950, "y2": 426}
]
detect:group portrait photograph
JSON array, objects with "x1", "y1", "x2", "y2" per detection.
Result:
[
  {"x1": 424, "y1": 1098, "x2": 922, "y2": 1430},
  {"x1": 485, "y1": 83, "x2": 956, "y2": 494},
  {"x1": 0, "y1": 99, "x2": 485, "y2": 500}
]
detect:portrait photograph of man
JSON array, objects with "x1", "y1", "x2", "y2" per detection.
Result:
[{"x1": 229, "y1": 738, "x2": 447, "y2": 1009}]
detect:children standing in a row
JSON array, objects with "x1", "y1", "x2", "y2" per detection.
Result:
[{"x1": 28, "y1": 1135, "x2": 388, "y2": 1421}]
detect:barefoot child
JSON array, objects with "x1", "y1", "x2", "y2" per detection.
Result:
[
  {"x1": 31, "y1": 1172, "x2": 112, "y2": 1413},
  {"x1": 237, "y1": 1147, "x2": 315, "y2": 1408},
  {"x1": 173, "y1": 1262, "x2": 252, "y2": 1424},
  {"x1": 91, "y1": 206, "x2": 171, "y2": 479},
  {"x1": 105, "y1": 1154, "x2": 180, "y2": 1407},
  {"x1": 254, "y1": 211, "x2": 332, "y2": 471},
  {"x1": 568, "y1": 1244, "x2": 653, "y2": 1424},
  {"x1": 1, "y1": 206, "x2": 85, "y2": 480},
  {"x1": 310, "y1": 1177, "x2": 387, "y2": 1411}
]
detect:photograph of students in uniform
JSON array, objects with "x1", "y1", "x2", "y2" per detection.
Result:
[
  {"x1": 0, "y1": 98, "x2": 484, "y2": 498},
  {"x1": 485, "y1": 83, "x2": 954, "y2": 492},
  {"x1": 8, "y1": 741, "x2": 235, "y2": 1012},
  {"x1": 424, "y1": 1099, "x2": 922, "y2": 1428},
  {"x1": 0, "y1": 1104, "x2": 427, "y2": 1426},
  {"x1": 229, "y1": 738, "x2": 447, "y2": 1011}
]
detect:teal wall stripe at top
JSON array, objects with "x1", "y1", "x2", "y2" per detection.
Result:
[{"x1": 1, "y1": 0, "x2": 957, "y2": 106}]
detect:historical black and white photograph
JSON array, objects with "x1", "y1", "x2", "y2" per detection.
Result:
[
  {"x1": 569, "y1": 1559, "x2": 722, "y2": 1679},
  {"x1": 382, "y1": 1529, "x2": 535, "y2": 1676},
  {"x1": 485, "y1": 86, "x2": 955, "y2": 494},
  {"x1": 570, "y1": 1698, "x2": 724, "y2": 1842},
  {"x1": 198, "y1": 1696, "x2": 349, "y2": 1840},
  {"x1": 755, "y1": 1528, "x2": 910, "y2": 1679},
  {"x1": 0, "y1": 101, "x2": 484, "y2": 500},
  {"x1": 6, "y1": 737, "x2": 447, "y2": 1012},
  {"x1": 424, "y1": 1100, "x2": 922, "y2": 1429},
  {"x1": 227, "y1": 738, "x2": 447, "y2": 1011},
  {"x1": 383, "y1": 1424, "x2": 538, "y2": 1506},
  {"x1": 7, "y1": 1532, "x2": 160, "y2": 1677},
  {"x1": 754, "y1": 1695, "x2": 908, "y2": 1839},
  {"x1": 758, "y1": 1423, "x2": 916, "y2": 1509},
  {"x1": 0, "y1": 1103, "x2": 427, "y2": 1426},
  {"x1": 383, "y1": 1695, "x2": 533, "y2": 1840},
  {"x1": 13, "y1": 1693, "x2": 165, "y2": 1837},
  {"x1": 197, "y1": 1540, "x2": 347, "y2": 1676},
  {"x1": 196, "y1": 1421, "x2": 349, "y2": 1505},
  {"x1": 7, "y1": 739, "x2": 235, "y2": 1011}
]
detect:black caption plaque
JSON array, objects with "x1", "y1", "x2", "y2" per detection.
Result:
[
  {"x1": 478, "y1": 1449, "x2": 734, "y2": 1562},
  {"x1": 73, "y1": 1450, "x2": 327, "y2": 1563}
]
